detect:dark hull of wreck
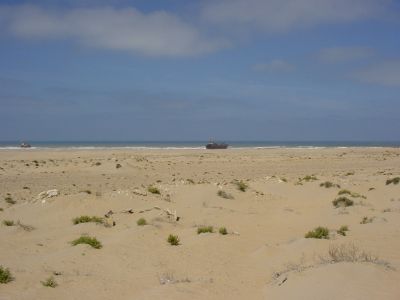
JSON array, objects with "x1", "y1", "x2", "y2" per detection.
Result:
[{"x1": 205, "y1": 143, "x2": 228, "y2": 149}]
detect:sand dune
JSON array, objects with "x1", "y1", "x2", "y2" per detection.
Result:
[{"x1": 0, "y1": 148, "x2": 399, "y2": 299}]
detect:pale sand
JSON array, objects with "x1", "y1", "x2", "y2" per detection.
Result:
[{"x1": 0, "y1": 148, "x2": 400, "y2": 299}]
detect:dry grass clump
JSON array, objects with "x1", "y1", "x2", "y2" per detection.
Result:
[
  {"x1": 337, "y1": 225, "x2": 349, "y2": 236},
  {"x1": 332, "y1": 196, "x2": 354, "y2": 208},
  {"x1": 0, "y1": 266, "x2": 14, "y2": 284},
  {"x1": 386, "y1": 177, "x2": 400, "y2": 185},
  {"x1": 320, "y1": 181, "x2": 340, "y2": 188},
  {"x1": 326, "y1": 243, "x2": 377, "y2": 263},
  {"x1": 197, "y1": 226, "x2": 213, "y2": 234},
  {"x1": 73, "y1": 215, "x2": 104, "y2": 225},
  {"x1": 305, "y1": 226, "x2": 329, "y2": 239},
  {"x1": 71, "y1": 235, "x2": 102, "y2": 249},
  {"x1": 217, "y1": 190, "x2": 234, "y2": 199},
  {"x1": 137, "y1": 218, "x2": 147, "y2": 226},
  {"x1": 41, "y1": 276, "x2": 57, "y2": 288},
  {"x1": 148, "y1": 186, "x2": 161, "y2": 194},
  {"x1": 167, "y1": 234, "x2": 180, "y2": 246}
]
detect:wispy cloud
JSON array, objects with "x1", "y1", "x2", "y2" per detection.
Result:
[
  {"x1": 0, "y1": 5, "x2": 227, "y2": 57},
  {"x1": 318, "y1": 47, "x2": 374, "y2": 63},
  {"x1": 252, "y1": 60, "x2": 295, "y2": 72},
  {"x1": 202, "y1": 0, "x2": 391, "y2": 32},
  {"x1": 352, "y1": 60, "x2": 400, "y2": 86}
]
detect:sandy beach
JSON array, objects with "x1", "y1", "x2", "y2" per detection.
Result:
[{"x1": 1, "y1": 147, "x2": 400, "y2": 299}]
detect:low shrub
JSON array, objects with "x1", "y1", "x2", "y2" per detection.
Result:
[
  {"x1": 2, "y1": 220, "x2": 14, "y2": 226},
  {"x1": 305, "y1": 226, "x2": 329, "y2": 239},
  {"x1": 197, "y1": 226, "x2": 213, "y2": 234},
  {"x1": 337, "y1": 225, "x2": 349, "y2": 236},
  {"x1": 219, "y1": 227, "x2": 228, "y2": 235},
  {"x1": 0, "y1": 266, "x2": 13, "y2": 284},
  {"x1": 167, "y1": 234, "x2": 180, "y2": 246},
  {"x1": 72, "y1": 216, "x2": 104, "y2": 225},
  {"x1": 386, "y1": 177, "x2": 400, "y2": 185},
  {"x1": 148, "y1": 186, "x2": 161, "y2": 194},
  {"x1": 137, "y1": 218, "x2": 147, "y2": 226},
  {"x1": 332, "y1": 197, "x2": 354, "y2": 208},
  {"x1": 71, "y1": 235, "x2": 102, "y2": 249}
]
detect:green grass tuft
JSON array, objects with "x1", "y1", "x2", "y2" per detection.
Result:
[
  {"x1": 0, "y1": 266, "x2": 14, "y2": 284},
  {"x1": 71, "y1": 235, "x2": 102, "y2": 249},
  {"x1": 41, "y1": 276, "x2": 57, "y2": 288},
  {"x1": 167, "y1": 234, "x2": 180, "y2": 246},
  {"x1": 137, "y1": 218, "x2": 147, "y2": 226},
  {"x1": 219, "y1": 227, "x2": 228, "y2": 235},
  {"x1": 148, "y1": 186, "x2": 161, "y2": 194},
  {"x1": 197, "y1": 226, "x2": 213, "y2": 234},
  {"x1": 305, "y1": 226, "x2": 329, "y2": 239},
  {"x1": 72, "y1": 215, "x2": 104, "y2": 225},
  {"x1": 332, "y1": 196, "x2": 354, "y2": 208}
]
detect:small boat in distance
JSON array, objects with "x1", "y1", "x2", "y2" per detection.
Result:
[
  {"x1": 205, "y1": 141, "x2": 228, "y2": 149},
  {"x1": 20, "y1": 142, "x2": 32, "y2": 148}
]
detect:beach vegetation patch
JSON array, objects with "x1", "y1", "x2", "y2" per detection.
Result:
[
  {"x1": 337, "y1": 225, "x2": 349, "y2": 236},
  {"x1": 217, "y1": 190, "x2": 234, "y2": 199},
  {"x1": 338, "y1": 189, "x2": 366, "y2": 199},
  {"x1": 305, "y1": 226, "x2": 329, "y2": 239},
  {"x1": 137, "y1": 218, "x2": 147, "y2": 226},
  {"x1": 116, "y1": 163, "x2": 122, "y2": 169},
  {"x1": 72, "y1": 216, "x2": 104, "y2": 225},
  {"x1": 360, "y1": 216, "x2": 373, "y2": 224},
  {"x1": 320, "y1": 181, "x2": 340, "y2": 188},
  {"x1": 2, "y1": 220, "x2": 14, "y2": 226},
  {"x1": 197, "y1": 226, "x2": 213, "y2": 234},
  {"x1": 234, "y1": 180, "x2": 248, "y2": 192},
  {"x1": 148, "y1": 186, "x2": 161, "y2": 194},
  {"x1": 167, "y1": 234, "x2": 180, "y2": 246},
  {"x1": 219, "y1": 227, "x2": 228, "y2": 235},
  {"x1": 386, "y1": 177, "x2": 400, "y2": 185},
  {"x1": 0, "y1": 266, "x2": 13, "y2": 284},
  {"x1": 71, "y1": 235, "x2": 102, "y2": 249},
  {"x1": 332, "y1": 197, "x2": 354, "y2": 208},
  {"x1": 41, "y1": 276, "x2": 57, "y2": 288},
  {"x1": 5, "y1": 197, "x2": 16, "y2": 205}
]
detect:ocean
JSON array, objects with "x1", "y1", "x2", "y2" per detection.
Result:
[{"x1": 0, "y1": 141, "x2": 399, "y2": 150}]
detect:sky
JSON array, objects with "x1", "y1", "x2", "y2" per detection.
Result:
[{"x1": 0, "y1": 0, "x2": 399, "y2": 141}]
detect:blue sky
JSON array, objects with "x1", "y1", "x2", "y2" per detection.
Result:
[{"x1": 0, "y1": 0, "x2": 399, "y2": 141}]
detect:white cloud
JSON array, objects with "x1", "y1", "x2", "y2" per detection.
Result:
[
  {"x1": 202, "y1": 0, "x2": 390, "y2": 32},
  {"x1": 353, "y1": 60, "x2": 400, "y2": 86},
  {"x1": 0, "y1": 5, "x2": 227, "y2": 57},
  {"x1": 252, "y1": 60, "x2": 295, "y2": 72},
  {"x1": 318, "y1": 47, "x2": 374, "y2": 63}
]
